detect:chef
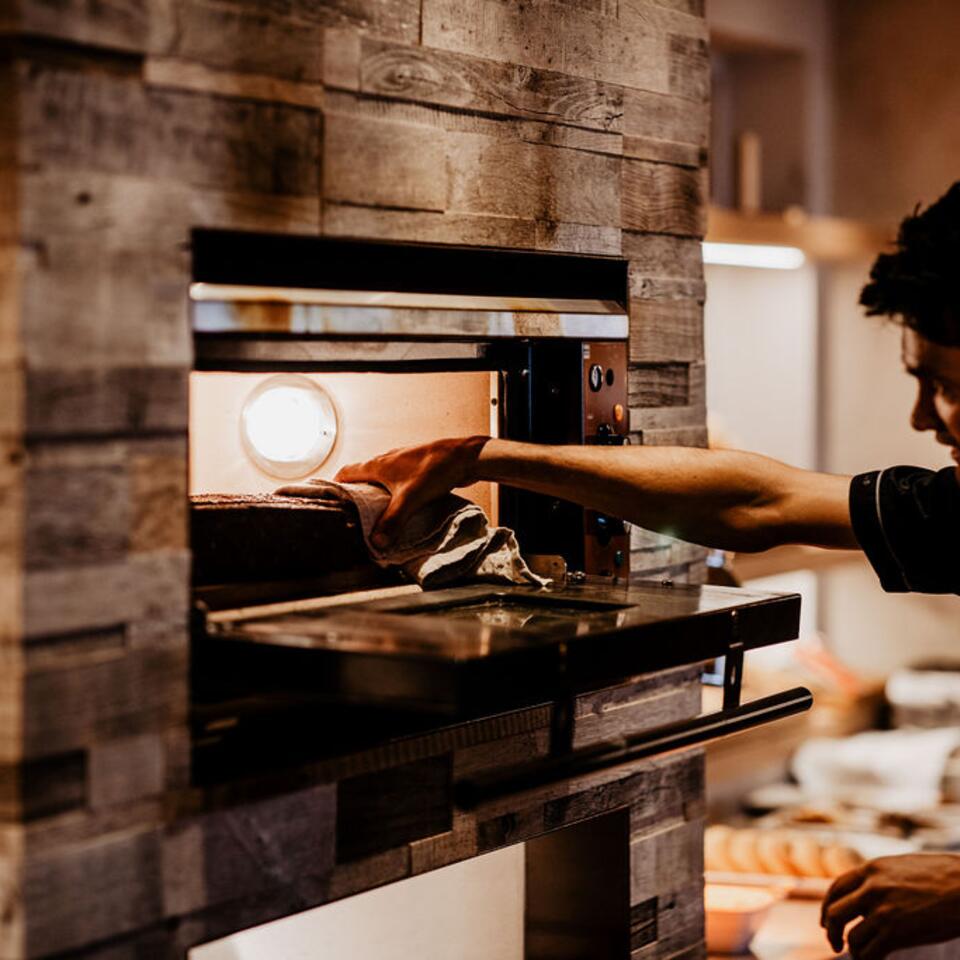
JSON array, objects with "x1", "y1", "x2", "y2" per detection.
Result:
[{"x1": 338, "y1": 183, "x2": 960, "y2": 958}]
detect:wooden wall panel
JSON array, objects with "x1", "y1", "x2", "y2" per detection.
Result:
[
  {"x1": 3, "y1": 0, "x2": 712, "y2": 954},
  {"x1": 349, "y1": 37, "x2": 624, "y2": 132},
  {"x1": 422, "y1": 0, "x2": 672, "y2": 92}
]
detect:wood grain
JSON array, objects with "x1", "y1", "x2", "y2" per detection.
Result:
[
  {"x1": 16, "y1": 0, "x2": 150, "y2": 53},
  {"x1": 145, "y1": 56, "x2": 325, "y2": 109},
  {"x1": 629, "y1": 363, "x2": 690, "y2": 407},
  {"x1": 355, "y1": 37, "x2": 624, "y2": 132},
  {"x1": 323, "y1": 110, "x2": 448, "y2": 210},
  {"x1": 324, "y1": 92, "x2": 623, "y2": 235},
  {"x1": 422, "y1": 0, "x2": 671, "y2": 91},
  {"x1": 24, "y1": 640, "x2": 186, "y2": 756},
  {"x1": 623, "y1": 87, "x2": 708, "y2": 146},
  {"x1": 19, "y1": 60, "x2": 321, "y2": 195},
  {"x1": 628, "y1": 236, "x2": 704, "y2": 277},
  {"x1": 628, "y1": 298, "x2": 704, "y2": 363},
  {"x1": 622, "y1": 159, "x2": 707, "y2": 235},
  {"x1": 154, "y1": 0, "x2": 324, "y2": 83},
  {"x1": 24, "y1": 827, "x2": 164, "y2": 957}
]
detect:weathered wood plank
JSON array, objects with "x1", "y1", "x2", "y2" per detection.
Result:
[
  {"x1": 0, "y1": 824, "x2": 24, "y2": 958},
  {"x1": 667, "y1": 33, "x2": 709, "y2": 102},
  {"x1": 628, "y1": 363, "x2": 690, "y2": 407},
  {"x1": 622, "y1": 159, "x2": 706, "y2": 235},
  {"x1": 130, "y1": 439, "x2": 187, "y2": 553},
  {"x1": 16, "y1": 0, "x2": 151, "y2": 53},
  {"x1": 25, "y1": 368, "x2": 188, "y2": 439},
  {"x1": 0, "y1": 751, "x2": 87, "y2": 821},
  {"x1": 336, "y1": 756, "x2": 451, "y2": 863},
  {"x1": 24, "y1": 548, "x2": 188, "y2": 640},
  {"x1": 89, "y1": 733, "x2": 164, "y2": 810},
  {"x1": 628, "y1": 298, "x2": 703, "y2": 363},
  {"x1": 20, "y1": 170, "x2": 317, "y2": 384},
  {"x1": 19, "y1": 59, "x2": 321, "y2": 195},
  {"x1": 619, "y1": 0, "x2": 708, "y2": 40},
  {"x1": 163, "y1": 784, "x2": 336, "y2": 917},
  {"x1": 145, "y1": 56, "x2": 325, "y2": 109},
  {"x1": 422, "y1": 0, "x2": 671, "y2": 92},
  {"x1": 325, "y1": 202, "x2": 621, "y2": 255},
  {"x1": 324, "y1": 96, "x2": 622, "y2": 228},
  {"x1": 624, "y1": 134, "x2": 703, "y2": 167},
  {"x1": 409, "y1": 813, "x2": 478, "y2": 875},
  {"x1": 628, "y1": 751, "x2": 704, "y2": 835},
  {"x1": 631, "y1": 817, "x2": 704, "y2": 904},
  {"x1": 24, "y1": 827, "x2": 164, "y2": 957},
  {"x1": 24, "y1": 445, "x2": 131, "y2": 571},
  {"x1": 646, "y1": 0, "x2": 704, "y2": 14},
  {"x1": 352, "y1": 36, "x2": 624, "y2": 132},
  {"x1": 0, "y1": 647, "x2": 23, "y2": 766},
  {"x1": 23, "y1": 638, "x2": 186, "y2": 756},
  {"x1": 446, "y1": 132, "x2": 621, "y2": 225},
  {"x1": 625, "y1": 231, "x2": 703, "y2": 276},
  {"x1": 327, "y1": 845, "x2": 409, "y2": 900},
  {"x1": 153, "y1": 0, "x2": 324, "y2": 83},
  {"x1": 574, "y1": 679, "x2": 701, "y2": 748},
  {"x1": 637, "y1": 424, "x2": 709, "y2": 447},
  {"x1": 323, "y1": 111, "x2": 448, "y2": 210},
  {"x1": 629, "y1": 402, "x2": 706, "y2": 433},
  {"x1": 623, "y1": 87, "x2": 708, "y2": 146},
  {"x1": 535, "y1": 219, "x2": 621, "y2": 255}
]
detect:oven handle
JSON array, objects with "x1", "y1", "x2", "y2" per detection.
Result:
[{"x1": 454, "y1": 686, "x2": 813, "y2": 810}]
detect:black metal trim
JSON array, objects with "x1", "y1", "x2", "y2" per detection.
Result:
[{"x1": 454, "y1": 686, "x2": 813, "y2": 809}]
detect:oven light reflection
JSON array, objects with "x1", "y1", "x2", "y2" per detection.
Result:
[{"x1": 241, "y1": 375, "x2": 338, "y2": 478}]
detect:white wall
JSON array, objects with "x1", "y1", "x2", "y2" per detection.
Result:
[{"x1": 704, "y1": 261, "x2": 818, "y2": 470}]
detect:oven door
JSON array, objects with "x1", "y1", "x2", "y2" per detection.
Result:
[{"x1": 196, "y1": 580, "x2": 810, "y2": 793}]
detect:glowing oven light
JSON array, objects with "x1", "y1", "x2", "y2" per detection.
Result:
[{"x1": 241, "y1": 375, "x2": 338, "y2": 478}]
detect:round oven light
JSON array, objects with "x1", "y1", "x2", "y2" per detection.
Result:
[{"x1": 241, "y1": 375, "x2": 338, "y2": 479}]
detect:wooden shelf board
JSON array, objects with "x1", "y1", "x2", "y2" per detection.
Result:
[{"x1": 707, "y1": 206, "x2": 894, "y2": 263}]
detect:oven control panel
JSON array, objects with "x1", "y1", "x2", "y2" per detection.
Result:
[{"x1": 582, "y1": 341, "x2": 630, "y2": 578}]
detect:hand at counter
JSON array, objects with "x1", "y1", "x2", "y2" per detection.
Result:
[{"x1": 821, "y1": 853, "x2": 960, "y2": 959}]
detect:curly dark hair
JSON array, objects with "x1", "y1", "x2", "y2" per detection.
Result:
[{"x1": 860, "y1": 182, "x2": 960, "y2": 346}]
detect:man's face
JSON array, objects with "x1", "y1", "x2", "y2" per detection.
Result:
[{"x1": 902, "y1": 327, "x2": 960, "y2": 478}]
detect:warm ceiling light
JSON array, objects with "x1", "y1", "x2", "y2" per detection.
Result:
[
  {"x1": 241, "y1": 375, "x2": 338, "y2": 478},
  {"x1": 702, "y1": 242, "x2": 806, "y2": 270}
]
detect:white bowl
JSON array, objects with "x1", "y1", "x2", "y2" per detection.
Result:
[{"x1": 705, "y1": 884, "x2": 782, "y2": 954}]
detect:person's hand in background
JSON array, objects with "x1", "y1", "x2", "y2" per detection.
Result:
[
  {"x1": 821, "y1": 853, "x2": 960, "y2": 959},
  {"x1": 336, "y1": 436, "x2": 490, "y2": 548}
]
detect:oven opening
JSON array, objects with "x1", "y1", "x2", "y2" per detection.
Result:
[{"x1": 189, "y1": 368, "x2": 501, "y2": 522}]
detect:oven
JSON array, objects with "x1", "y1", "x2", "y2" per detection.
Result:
[{"x1": 187, "y1": 230, "x2": 810, "y2": 795}]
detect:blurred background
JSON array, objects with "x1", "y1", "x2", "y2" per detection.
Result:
[{"x1": 698, "y1": 3, "x2": 960, "y2": 950}]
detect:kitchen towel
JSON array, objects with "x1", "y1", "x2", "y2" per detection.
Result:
[{"x1": 274, "y1": 479, "x2": 549, "y2": 589}]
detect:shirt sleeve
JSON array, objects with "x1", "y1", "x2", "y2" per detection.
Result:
[{"x1": 849, "y1": 466, "x2": 960, "y2": 595}]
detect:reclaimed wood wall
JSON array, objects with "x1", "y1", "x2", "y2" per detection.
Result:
[{"x1": 1, "y1": 0, "x2": 710, "y2": 956}]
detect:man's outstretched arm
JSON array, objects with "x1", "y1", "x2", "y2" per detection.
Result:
[{"x1": 335, "y1": 437, "x2": 858, "y2": 553}]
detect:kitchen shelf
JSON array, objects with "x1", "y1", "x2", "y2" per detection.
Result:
[{"x1": 707, "y1": 206, "x2": 894, "y2": 263}]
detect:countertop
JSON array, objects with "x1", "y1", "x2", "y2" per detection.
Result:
[{"x1": 715, "y1": 899, "x2": 960, "y2": 960}]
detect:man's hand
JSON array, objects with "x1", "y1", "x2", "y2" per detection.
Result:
[
  {"x1": 821, "y1": 853, "x2": 960, "y2": 959},
  {"x1": 335, "y1": 436, "x2": 490, "y2": 547}
]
